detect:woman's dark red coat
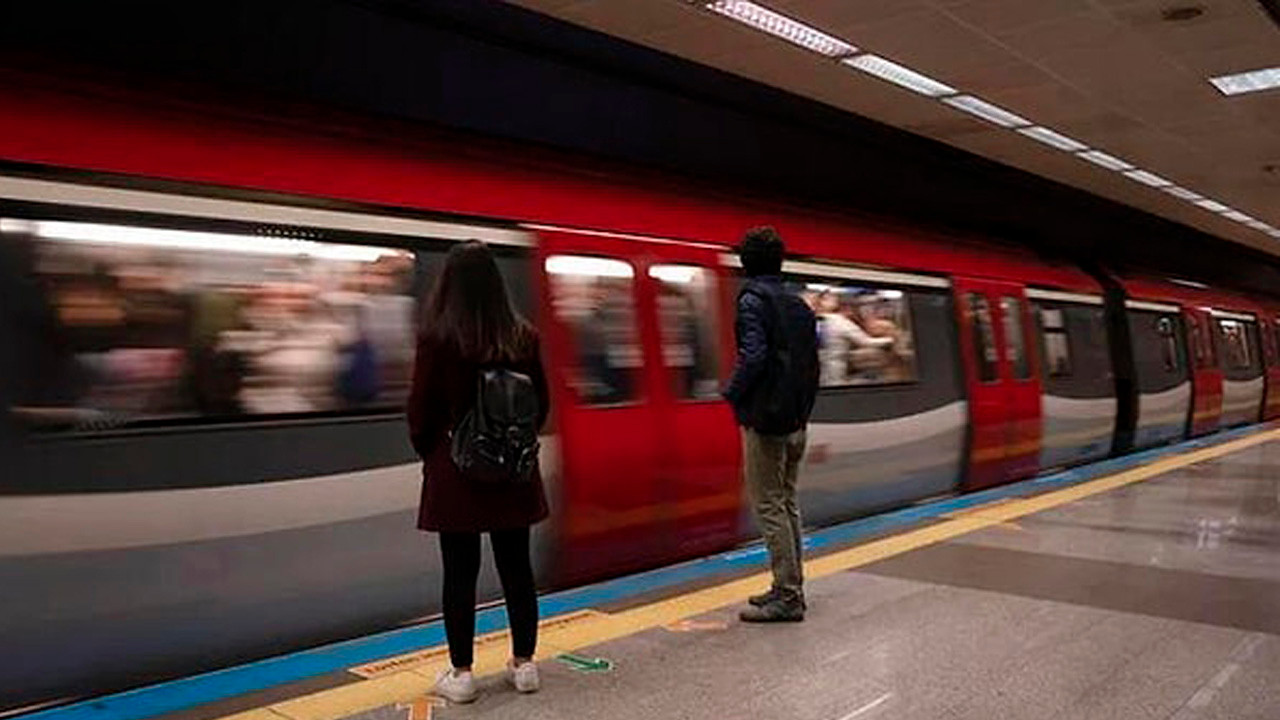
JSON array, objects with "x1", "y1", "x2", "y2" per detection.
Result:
[{"x1": 406, "y1": 329, "x2": 550, "y2": 533}]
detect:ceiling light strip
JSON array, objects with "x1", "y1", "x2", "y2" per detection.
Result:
[
  {"x1": 705, "y1": 0, "x2": 856, "y2": 57},
  {"x1": 1194, "y1": 198, "x2": 1231, "y2": 213},
  {"x1": 1076, "y1": 150, "x2": 1134, "y2": 171},
  {"x1": 696, "y1": 1, "x2": 1276, "y2": 239},
  {"x1": 1123, "y1": 169, "x2": 1173, "y2": 188},
  {"x1": 842, "y1": 54, "x2": 956, "y2": 97},
  {"x1": 1208, "y1": 66, "x2": 1280, "y2": 96},
  {"x1": 1017, "y1": 126, "x2": 1088, "y2": 152},
  {"x1": 941, "y1": 95, "x2": 1031, "y2": 128},
  {"x1": 1161, "y1": 186, "x2": 1203, "y2": 201}
]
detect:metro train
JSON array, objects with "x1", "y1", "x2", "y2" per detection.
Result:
[{"x1": 2, "y1": 89, "x2": 1280, "y2": 713}]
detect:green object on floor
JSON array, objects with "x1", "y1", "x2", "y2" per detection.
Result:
[{"x1": 555, "y1": 653, "x2": 614, "y2": 673}]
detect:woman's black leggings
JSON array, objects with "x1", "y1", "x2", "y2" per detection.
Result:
[{"x1": 439, "y1": 527, "x2": 538, "y2": 669}]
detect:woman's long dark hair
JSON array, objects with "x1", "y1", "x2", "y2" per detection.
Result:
[{"x1": 420, "y1": 241, "x2": 531, "y2": 362}]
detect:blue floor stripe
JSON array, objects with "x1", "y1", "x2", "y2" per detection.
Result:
[{"x1": 18, "y1": 423, "x2": 1268, "y2": 720}]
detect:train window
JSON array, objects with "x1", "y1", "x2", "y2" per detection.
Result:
[
  {"x1": 2, "y1": 216, "x2": 419, "y2": 430},
  {"x1": 1156, "y1": 317, "x2": 1180, "y2": 373},
  {"x1": 650, "y1": 264, "x2": 722, "y2": 400},
  {"x1": 1205, "y1": 318, "x2": 1219, "y2": 367},
  {"x1": 546, "y1": 255, "x2": 641, "y2": 406},
  {"x1": 1189, "y1": 317, "x2": 1210, "y2": 370},
  {"x1": 1039, "y1": 308, "x2": 1072, "y2": 377},
  {"x1": 794, "y1": 280, "x2": 917, "y2": 387},
  {"x1": 966, "y1": 293, "x2": 999, "y2": 383},
  {"x1": 1216, "y1": 319, "x2": 1254, "y2": 371},
  {"x1": 1000, "y1": 297, "x2": 1031, "y2": 380},
  {"x1": 1262, "y1": 320, "x2": 1278, "y2": 366},
  {"x1": 1274, "y1": 320, "x2": 1280, "y2": 366}
]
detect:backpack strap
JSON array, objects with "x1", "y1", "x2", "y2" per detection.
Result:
[{"x1": 740, "y1": 281, "x2": 790, "y2": 352}]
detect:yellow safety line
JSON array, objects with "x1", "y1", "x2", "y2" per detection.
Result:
[{"x1": 222, "y1": 425, "x2": 1280, "y2": 720}]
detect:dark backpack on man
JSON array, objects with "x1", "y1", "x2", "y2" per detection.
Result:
[
  {"x1": 740, "y1": 282, "x2": 819, "y2": 435},
  {"x1": 451, "y1": 368, "x2": 541, "y2": 484}
]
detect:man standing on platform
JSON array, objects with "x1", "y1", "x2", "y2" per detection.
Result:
[{"x1": 724, "y1": 227, "x2": 820, "y2": 623}]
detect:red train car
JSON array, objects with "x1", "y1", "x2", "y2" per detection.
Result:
[
  {"x1": 1254, "y1": 298, "x2": 1280, "y2": 421},
  {"x1": 1120, "y1": 276, "x2": 1272, "y2": 445},
  {"x1": 0, "y1": 77, "x2": 1276, "y2": 712}
]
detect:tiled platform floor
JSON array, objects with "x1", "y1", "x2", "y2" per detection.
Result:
[{"x1": 393, "y1": 440, "x2": 1280, "y2": 719}]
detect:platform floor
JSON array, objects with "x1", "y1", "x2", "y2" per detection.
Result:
[
  {"x1": 405, "y1": 438, "x2": 1279, "y2": 720},
  {"x1": 77, "y1": 428, "x2": 1280, "y2": 720}
]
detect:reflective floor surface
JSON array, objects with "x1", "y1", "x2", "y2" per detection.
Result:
[
  {"x1": 383, "y1": 440, "x2": 1280, "y2": 719},
  {"x1": 127, "y1": 433, "x2": 1280, "y2": 720}
]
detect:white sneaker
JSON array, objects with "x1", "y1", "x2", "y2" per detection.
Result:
[
  {"x1": 508, "y1": 660, "x2": 540, "y2": 693},
  {"x1": 434, "y1": 668, "x2": 477, "y2": 704}
]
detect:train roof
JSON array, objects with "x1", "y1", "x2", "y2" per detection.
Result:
[
  {"x1": 0, "y1": 79, "x2": 1100, "y2": 293},
  {"x1": 1119, "y1": 275, "x2": 1272, "y2": 317}
]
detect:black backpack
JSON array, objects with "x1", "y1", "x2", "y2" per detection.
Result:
[
  {"x1": 450, "y1": 368, "x2": 541, "y2": 484},
  {"x1": 741, "y1": 283, "x2": 818, "y2": 435}
]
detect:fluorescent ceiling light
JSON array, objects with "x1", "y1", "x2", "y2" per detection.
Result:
[
  {"x1": 1267, "y1": 228, "x2": 1280, "y2": 239},
  {"x1": 842, "y1": 54, "x2": 955, "y2": 97},
  {"x1": 27, "y1": 220, "x2": 398, "y2": 262},
  {"x1": 1242, "y1": 219, "x2": 1271, "y2": 231},
  {"x1": 545, "y1": 255, "x2": 633, "y2": 278},
  {"x1": 1194, "y1": 198, "x2": 1231, "y2": 213},
  {"x1": 1017, "y1": 126, "x2": 1088, "y2": 152},
  {"x1": 705, "y1": 1, "x2": 856, "y2": 57},
  {"x1": 1161, "y1": 186, "x2": 1203, "y2": 201},
  {"x1": 1076, "y1": 150, "x2": 1133, "y2": 171},
  {"x1": 1208, "y1": 66, "x2": 1280, "y2": 96},
  {"x1": 941, "y1": 95, "x2": 1031, "y2": 128},
  {"x1": 1123, "y1": 169, "x2": 1173, "y2": 188},
  {"x1": 1220, "y1": 209, "x2": 1255, "y2": 223}
]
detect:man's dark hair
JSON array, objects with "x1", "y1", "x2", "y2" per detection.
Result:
[{"x1": 738, "y1": 226, "x2": 784, "y2": 278}]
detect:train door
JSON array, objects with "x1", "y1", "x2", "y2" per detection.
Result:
[
  {"x1": 953, "y1": 277, "x2": 1042, "y2": 489},
  {"x1": 538, "y1": 230, "x2": 665, "y2": 583},
  {"x1": 1212, "y1": 310, "x2": 1266, "y2": 427},
  {"x1": 643, "y1": 247, "x2": 741, "y2": 560},
  {"x1": 1125, "y1": 301, "x2": 1192, "y2": 449},
  {"x1": 1264, "y1": 315, "x2": 1280, "y2": 420},
  {"x1": 1183, "y1": 307, "x2": 1223, "y2": 435},
  {"x1": 536, "y1": 229, "x2": 739, "y2": 583}
]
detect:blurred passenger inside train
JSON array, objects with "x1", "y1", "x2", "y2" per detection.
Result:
[
  {"x1": 0, "y1": 217, "x2": 418, "y2": 429},
  {"x1": 657, "y1": 281, "x2": 717, "y2": 399},
  {"x1": 816, "y1": 289, "x2": 894, "y2": 386},
  {"x1": 362, "y1": 255, "x2": 417, "y2": 391},
  {"x1": 235, "y1": 275, "x2": 347, "y2": 414},
  {"x1": 406, "y1": 240, "x2": 548, "y2": 704},
  {"x1": 857, "y1": 291, "x2": 915, "y2": 383},
  {"x1": 0, "y1": 223, "x2": 86, "y2": 433},
  {"x1": 552, "y1": 271, "x2": 636, "y2": 404}
]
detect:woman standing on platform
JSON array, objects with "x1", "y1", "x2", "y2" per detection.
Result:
[{"x1": 407, "y1": 241, "x2": 549, "y2": 703}]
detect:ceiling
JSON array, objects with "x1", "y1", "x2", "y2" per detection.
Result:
[{"x1": 504, "y1": 0, "x2": 1280, "y2": 255}]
